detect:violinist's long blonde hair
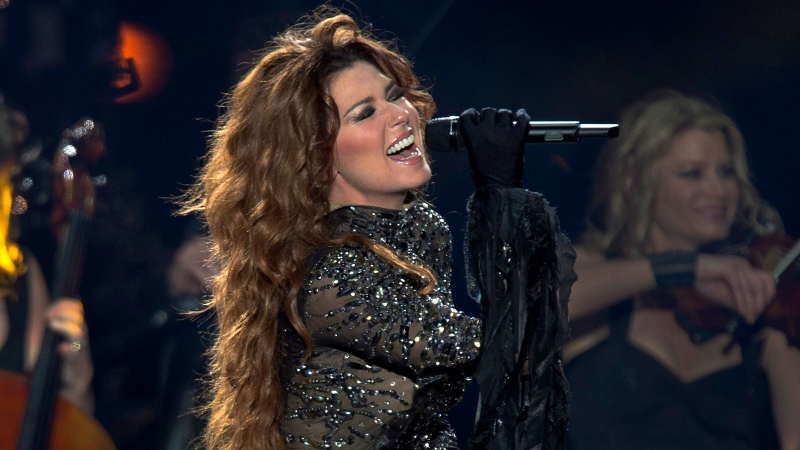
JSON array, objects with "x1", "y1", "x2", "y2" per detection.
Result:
[
  {"x1": 179, "y1": 7, "x2": 435, "y2": 449},
  {"x1": 582, "y1": 89, "x2": 781, "y2": 257}
]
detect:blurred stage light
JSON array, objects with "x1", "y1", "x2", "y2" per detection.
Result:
[{"x1": 113, "y1": 22, "x2": 172, "y2": 104}]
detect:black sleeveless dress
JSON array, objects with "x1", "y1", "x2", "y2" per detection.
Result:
[
  {"x1": 0, "y1": 264, "x2": 30, "y2": 373},
  {"x1": 566, "y1": 302, "x2": 779, "y2": 450}
]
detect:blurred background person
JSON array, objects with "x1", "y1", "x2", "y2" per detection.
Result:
[
  {"x1": 156, "y1": 221, "x2": 217, "y2": 450},
  {"x1": 565, "y1": 90, "x2": 800, "y2": 450},
  {"x1": 0, "y1": 96, "x2": 97, "y2": 439}
]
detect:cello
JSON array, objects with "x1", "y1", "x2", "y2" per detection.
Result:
[{"x1": 0, "y1": 118, "x2": 115, "y2": 449}]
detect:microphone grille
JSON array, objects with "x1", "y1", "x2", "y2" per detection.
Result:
[{"x1": 424, "y1": 117, "x2": 462, "y2": 153}]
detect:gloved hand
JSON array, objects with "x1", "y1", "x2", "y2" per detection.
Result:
[{"x1": 459, "y1": 107, "x2": 530, "y2": 188}]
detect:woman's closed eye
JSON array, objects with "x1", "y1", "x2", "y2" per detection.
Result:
[
  {"x1": 718, "y1": 165, "x2": 736, "y2": 178},
  {"x1": 354, "y1": 106, "x2": 376, "y2": 122},
  {"x1": 678, "y1": 168, "x2": 702, "y2": 180},
  {"x1": 388, "y1": 88, "x2": 405, "y2": 102},
  {"x1": 349, "y1": 86, "x2": 405, "y2": 123}
]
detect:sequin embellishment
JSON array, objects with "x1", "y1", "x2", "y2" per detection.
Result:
[{"x1": 281, "y1": 202, "x2": 480, "y2": 449}]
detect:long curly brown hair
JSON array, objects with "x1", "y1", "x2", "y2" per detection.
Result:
[
  {"x1": 179, "y1": 7, "x2": 436, "y2": 449},
  {"x1": 582, "y1": 89, "x2": 781, "y2": 257}
]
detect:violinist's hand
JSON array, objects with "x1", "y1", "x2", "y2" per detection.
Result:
[
  {"x1": 46, "y1": 298, "x2": 94, "y2": 413},
  {"x1": 694, "y1": 254, "x2": 776, "y2": 324}
]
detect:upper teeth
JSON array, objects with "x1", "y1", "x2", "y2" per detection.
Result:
[{"x1": 387, "y1": 135, "x2": 415, "y2": 155}]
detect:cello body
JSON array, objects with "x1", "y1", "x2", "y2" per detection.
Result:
[{"x1": 0, "y1": 370, "x2": 116, "y2": 449}]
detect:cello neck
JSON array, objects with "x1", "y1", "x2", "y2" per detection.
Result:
[{"x1": 17, "y1": 207, "x2": 91, "y2": 450}]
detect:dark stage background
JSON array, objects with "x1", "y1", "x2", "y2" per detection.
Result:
[{"x1": 1, "y1": 0, "x2": 799, "y2": 448}]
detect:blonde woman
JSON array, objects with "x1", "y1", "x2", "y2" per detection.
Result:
[{"x1": 566, "y1": 90, "x2": 800, "y2": 449}]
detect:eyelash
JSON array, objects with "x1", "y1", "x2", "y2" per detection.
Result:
[
  {"x1": 678, "y1": 166, "x2": 736, "y2": 179},
  {"x1": 679, "y1": 167, "x2": 706, "y2": 180},
  {"x1": 389, "y1": 89, "x2": 404, "y2": 102},
  {"x1": 354, "y1": 108, "x2": 374, "y2": 122},
  {"x1": 353, "y1": 89, "x2": 406, "y2": 122}
]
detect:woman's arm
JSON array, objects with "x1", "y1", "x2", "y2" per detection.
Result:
[
  {"x1": 762, "y1": 328, "x2": 800, "y2": 450},
  {"x1": 459, "y1": 109, "x2": 574, "y2": 448},
  {"x1": 303, "y1": 246, "x2": 482, "y2": 376},
  {"x1": 25, "y1": 255, "x2": 95, "y2": 414},
  {"x1": 465, "y1": 186, "x2": 573, "y2": 450},
  {"x1": 568, "y1": 247, "x2": 656, "y2": 320},
  {"x1": 569, "y1": 248, "x2": 775, "y2": 323}
]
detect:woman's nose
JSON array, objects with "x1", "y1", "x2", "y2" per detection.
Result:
[
  {"x1": 704, "y1": 174, "x2": 729, "y2": 196},
  {"x1": 387, "y1": 103, "x2": 409, "y2": 127}
]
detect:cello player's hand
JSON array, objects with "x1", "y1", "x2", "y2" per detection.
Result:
[
  {"x1": 695, "y1": 253, "x2": 776, "y2": 324},
  {"x1": 46, "y1": 298, "x2": 94, "y2": 413}
]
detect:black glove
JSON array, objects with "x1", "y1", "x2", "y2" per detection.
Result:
[{"x1": 459, "y1": 107, "x2": 530, "y2": 188}]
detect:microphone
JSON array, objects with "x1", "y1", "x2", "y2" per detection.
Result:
[{"x1": 424, "y1": 116, "x2": 619, "y2": 153}]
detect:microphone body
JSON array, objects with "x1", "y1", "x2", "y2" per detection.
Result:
[{"x1": 424, "y1": 116, "x2": 619, "y2": 153}]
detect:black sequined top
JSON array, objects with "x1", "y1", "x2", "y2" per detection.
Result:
[{"x1": 281, "y1": 201, "x2": 481, "y2": 449}]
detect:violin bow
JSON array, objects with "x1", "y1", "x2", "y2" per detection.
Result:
[{"x1": 772, "y1": 239, "x2": 800, "y2": 281}]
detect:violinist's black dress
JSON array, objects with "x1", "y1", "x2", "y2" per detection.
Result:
[
  {"x1": 281, "y1": 188, "x2": 574, "y2": 449},
  {"x1": 0, "y1": 254, "x2": 31, "y2": 373},
  {"x1": 566, "y1": 301, "x2": 779, "y2": 450}
]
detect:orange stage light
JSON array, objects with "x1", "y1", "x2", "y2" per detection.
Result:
[{"x1": 113, "y1": 22, "x2": 173, "y2": 103}]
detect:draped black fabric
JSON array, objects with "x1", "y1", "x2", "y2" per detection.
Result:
[{"x1": 466, "y1": 187, "x2": 575, "y2": 450}]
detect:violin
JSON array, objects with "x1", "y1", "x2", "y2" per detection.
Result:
[{"x1": 667, "y1": 233, "x2": 800, "y2": 350}]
